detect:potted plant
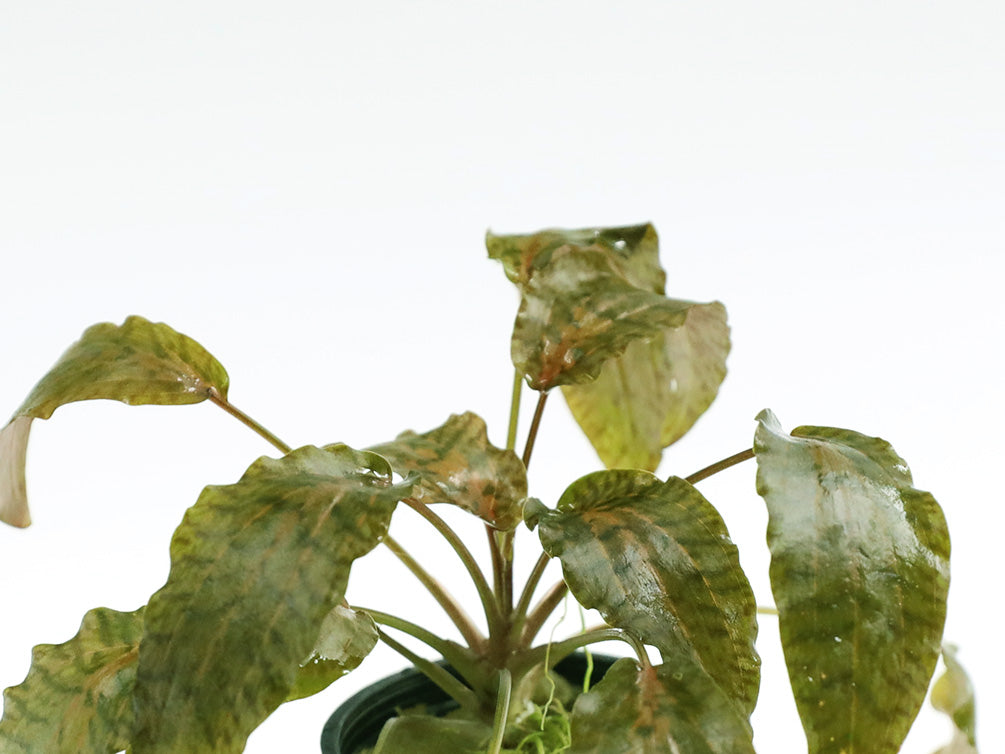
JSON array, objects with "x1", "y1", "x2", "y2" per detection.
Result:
[{"x1": 0, "y1": 224, "x2": 975, "y2": 753}]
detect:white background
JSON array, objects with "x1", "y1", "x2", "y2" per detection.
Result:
[{"x1": 1, "y1": 1, "x2": 1002, "y2": 752}]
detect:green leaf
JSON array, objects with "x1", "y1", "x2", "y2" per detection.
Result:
[
  {"x1": 0, "y1": 607, "x2": 143, "y2": 754},
  {"x1": 754, "y1": 409, "x2": 951, "y2": 754},
  {"x1": 368, "y1": 412, "x2": 527, "y2": 530},
  {"x1": 931, "y1": 645, "x2": 978, "y2": 754},
  {"x1": 562, "y1": 301, "x2": 729, "y2": 470},
  {"x1": 537, "y1": 471, "x2": 759, "y2": 717},
  {"x1": 0, "y1": 316, "x2": 229, "y2": 527},
  {"x1": 372, "y1": 715, "x2": 492, "y2": 754},
  {"x1": 285, "y1": 606, "x2": 379, "y2": 702},
  {"x1": 488, "y1": 224, "x2": 714, "y2": 392},
  {"x1": 567, "y1": 657, "x2": 755, "y2": 754},
  {"x1": 132, "y1": 444, "x2": 414, "y2": 754}
]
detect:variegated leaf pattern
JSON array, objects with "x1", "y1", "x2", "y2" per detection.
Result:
[
  {"x1": 131, "y1": 444, "x2": 413, "y2": 754},
  {"x1": 367, "y1": 412, "x2": 527, "y2": 530},
  {"x1": 567, "y1": 658, "x2": 755, "y2": 754},
  {"x1": 754, "y1": 410, "x2": 950, "y2": 754},
  {"x1": 487, "y1": 224, "x2": 728, "y2": 463},
  {"x1": 0, "y1": 607, "x2": 143, "y2": 754},
  {"x1": 536, "y1": 470, "x2": 759, "y2": 718},
  {"x1": 1, "y1": 316, "x2": 229, "y2": 527}
]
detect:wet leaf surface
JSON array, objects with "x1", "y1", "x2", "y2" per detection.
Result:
[
  {"x1": 754, "y1": 409, "x2": 950, "y2": 754},
  {"x1": 132, "y1": 444, "x2": 414, "y2": 754},
  {"x1": 537, "y1": 470, "x2": 759, "y2": 717}
]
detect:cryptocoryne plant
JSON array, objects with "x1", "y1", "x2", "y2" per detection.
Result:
[{"x1": 0, "y1": 224, "x2": 976, "y2": 753}]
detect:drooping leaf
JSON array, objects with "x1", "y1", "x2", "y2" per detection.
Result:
[
  {"x1": 372, "y1": 715, "x2": 492, "y2": 754},
  {"x1": 0, "y1": 607, "x2": 143, "y2": 754},
  {"x1": 285, "y1": 606, "x2": 379, "y2": 702},
  {"x1": 754, "y1": 409, "x2": 951, "y2": 754},
  {"x1": 132, "y1": 444, "x2": 414, "y2": 754},
  {"x1": 536, "y1": 470, "x2": 759, "y2": 717},
  {"x1": 368, "y1": 412, "x2": 527, "y2": 530},
  {"x1": 567, "y1": 657, "x2": 755, "y2": 754},
  {"x1": 562, "y1": 302, "x2": 729, "y2": 470},
  {"x1": 0, "y1": 316, "x2": 229, "y2": 527},
  {"x1": 931, "y1": 645, "x2": 978, "y2": 754}
]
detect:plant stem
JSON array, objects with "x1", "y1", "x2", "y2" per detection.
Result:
[
  {"x1": 207, "y1": 387, "x2": 293, "y2": 455},
  {"x1": 520, "y1": 627, "x2": 649, "y2": 672},
  {"x1": 383, "y1": 535, "x2": 486, "y2": 651},
  {"x1": 353, "y1": 607, "x2": 460, "y2": 659},
  {"x1": 513, "y1": 552, "x2": 551, "y2": 631},
  {"x1": 684, "y1": 447, "x2": 755, "y2": 485},
  {"x1": 521, "y1": 391, "x2": 549, "y2": 470},
  {"x1": 375, "y1": 628, "x2": 481, "y2": 716},
  {"x1": 487, "y1": 527, "x2": 514, "y2": 617},
  {"x1": 403, "y1": 498, "x2": 504, "y2": 633},
  {"x1": 487, "y1": 668, "x2": 513, "y2": 754},
  {"x1": 506, "y1": 369, "x2": 523, "y2": 452},
  {"x1": 520, "y1": 579, "x2": 569, "y2": 646}
]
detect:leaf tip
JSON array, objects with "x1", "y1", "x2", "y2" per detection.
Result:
[{"x1": 0, "y1": 417, "x2": 33, "y2": 527}]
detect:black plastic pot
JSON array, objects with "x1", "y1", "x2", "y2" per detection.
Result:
[{"x1": 320, "y1": 653, "x2": 618, "y2": 754}]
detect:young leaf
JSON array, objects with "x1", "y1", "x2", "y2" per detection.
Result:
[
  {"x1": 754, "y1": 410, "x2": 951, "y2": 754},
  {"x1": 488, "y1": 224, "x2": 729, "y2": 464},
  {"x1": 0, "y1": 606, "x2": 143, "y2": 754},
  {"x1": 367, "y1": 411, "x2": 527, "y2": 530},
  {"x1": 0, "y1": 316, "x2": 229, "y2": 527},
  {"x1": 285, "y1": 606, "x2": 379, "y2": 702},
  {"x1": 562, "y1": 302, "x2": 729, "y2": 470},
  {"x1": 931, "y1": 645, "x2": 978, "y2": 754},
  {"x1": 536, "y1": 471, "x2": 760, "y2": 718},
  {"x1": 567, "y1": 657, "x2": 755, "y2": 754},
  {"x1": 131, "y1": 444, "x2": 413, "y2": 754}
]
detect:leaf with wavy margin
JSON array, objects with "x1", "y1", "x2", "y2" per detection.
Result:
[
  {"x1": 367, "y1": 412, "x2": 527, "y2": 530},
  {"x1": 567, "y1": 657, "x2": 755, "y2": 754},
  {"x1": 285, "y1": 606, "x2": 379, "y2": 702},
  {"x1": 536, "y1": 470, "x2": 759, "y2": 718},
  {"x1": 131, "y1": 444, "x2": 413, "y2": 754},
  {"x1": 563, "y1": 302, "x2": 729, "y2": 470},
  {"x1": 754, "y1": 409, "x2": 950, "y2": 754},
  {"x1": 487, "y1": 224, "x2": 728, "y2": 460},
  {"x1": 0, "y1": 607, "x2": 142, "y2": 754},
  {"x1": 931, "y1": 645, "x2": 978, "y2": 754},
  {"x1": 0, "y1": 316, "x2": 229, "y2": 527}
]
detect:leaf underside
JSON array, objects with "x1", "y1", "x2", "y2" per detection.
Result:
[
  {"x1": 754, "y1": 409, "x2": 950, "y2": 754},
  {"x1": 537, "y1": 470, "x2": 759, "y2": 719},
  {"x1": 0, "y1": 316, "x2": 229, "y2": 527}
]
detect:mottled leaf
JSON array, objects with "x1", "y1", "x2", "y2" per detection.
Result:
[
  {"x1": 285, "y1": 606, "x2": 378, "y2": 702},
  {"x1": 537, "y1": 471, "x2": 759, "y2": 717},
  {"x1": 562, "y1": 301, "x2": 729, "y2": 470},
  {"x1": 132, "y1": 444, "x2": 414, "y2": 754},
  {"x1": 368, "y1": 412, "x2": 527, "y2": 530},
  {"x1": 510, "y1": 250, "x2": 696, "y2": 391},
  {"x1": 0, "y1": 316, "x2": 229, "y2": 527},
  {"x1": 567, "y1": 657, "x2": 755, "y2": 754},
  {"x1": 373, "y1": 715, "x2": 492, "y2": 754},
  {"x1": 931, "y1": 645, "x2": 978, "y2": 754},
  {"x1": 754, "y1": 409, "x2": 950, "y2": 754},
  {"x1": 486, "y1": 224, "x2": 659, "y2": 289},
  {"x1": 0, "y1": 607, "x2": 143, "y2": 754}
]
